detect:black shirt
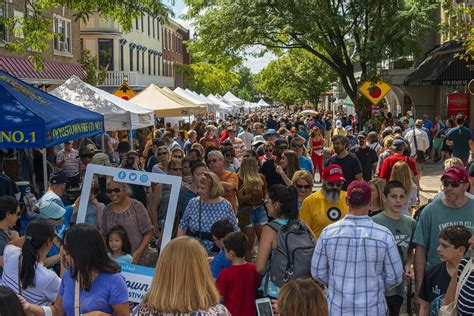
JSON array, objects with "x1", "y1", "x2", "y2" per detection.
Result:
[
  {"x1": 418, "y1": 262, "x2": 451, "y2": 314},
  {"x1": 324, "y1": 153, "x2": 362, "y2": 191},
  {"x1": 266, "y1": 119, "x2": 279, "y2": 130},
  {"x1": 261, "y1": 159, "x2": 285, "y2": 189},
  {"x1": 0, "y1": 172, "x2": 19, "y2": 198},
  {"x1": 350, "y1": 146, "x2": 378, "y2": 181}
]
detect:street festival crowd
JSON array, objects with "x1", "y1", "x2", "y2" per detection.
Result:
[{"x1": 0, "y1": 108, "x2": 473, "y2": 316}]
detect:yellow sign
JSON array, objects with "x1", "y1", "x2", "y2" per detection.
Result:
[
  {"x1": 358, "y1": 80, "x2": 391, "y2": 105},
  {"x1": 114, "y1": 82, "x2": 136, "y2": 101}
]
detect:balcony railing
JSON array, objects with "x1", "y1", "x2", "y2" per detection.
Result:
[{"x1": 101, "y1": 71, "x2": 175, "y2": 88}]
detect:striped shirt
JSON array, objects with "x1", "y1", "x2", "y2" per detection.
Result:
[
  {"x1": 311, "y1": 215, "x2": 404, "y2": 316},
  {"x1": 457, "y1": 258, "x2": 474, "y2": 316},
  {"x1": 229, "y1": 137, "x2": 246, "y2": 157},
  {"x1": 56, "y1": 149, "x2": 79, "y2": 177}
]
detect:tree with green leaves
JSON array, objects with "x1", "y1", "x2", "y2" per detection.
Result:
[
  {"x1": 0, "y1": 0, "x2": 171, "y2": 68},
  {"x1": 440, "y1": 1, "x2": 473, "y2": 61},
  {"x1": 174, "y1": 61, "x2": 240, "y2": 95},
  {"x1": 185, "y1": 0, "x2": 438, "y2": 100},
  {"x1": 231, "y1": 66, "x2": 259, "y2": 101},
  {"x1": 257, "y1": 49, "x2": 337, "y2": 105},
  {"x1": 79, "y1": 49, "x2": 107, "y2": 86}
]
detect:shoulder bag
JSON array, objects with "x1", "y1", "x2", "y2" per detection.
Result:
[
  {"x1": 439, "y1": 259, "x2": 473, "y2": 316},
  {"x1": 413, "y1": 128, "x2": 426, "y2": 163}
]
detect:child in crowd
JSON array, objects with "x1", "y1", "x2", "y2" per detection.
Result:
[
  {"x1": 216, "y1": 232, "x2": 260, "y2": 316},
  {"x1": 106, "y1": 225, "x2": 133, "y2": 265},
  {"x1": 372, "y1": 180, "x2": 416, "y2": 316},
  {"x1": 418, "y1": 225, "x2": 471, "y2": 316},
  {"x1": 210, "y1": 219, "x2": 234, "y2": 279}
]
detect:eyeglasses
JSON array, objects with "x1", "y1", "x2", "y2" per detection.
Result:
[
  {"x1": 227, "y1": 130, "x2": 235, "y2": 133},
  {"x1": 157, "y1": 152, "x2": 169, "y2": 156},
  {"x1": 207, "y1": 159, "x2": 219, "y2": 164},
  {"x1": 65, "y1": 142, "x2": 72, "y2": 145},
  {"x1": 171, "y1": 167, "x2": 182, "y2": 172},
  {"x1": 107, "y1": 188, "x2": 122, "y2": 194},
  {"x1": 296, "y1": 184, "x2": 312, "y2": 189},
  {"x1": 173, "y1": 155, "x2": 183, "y2": 159},
  {"x1": 442, "y1": 180, "x2": 462, "y2": 188},
  {"x1": 291, "y1": 144, "x2": 304, "y2": 148},
  {"x1": 326, "y1": 181, "x2": 344, "y2": 188}
]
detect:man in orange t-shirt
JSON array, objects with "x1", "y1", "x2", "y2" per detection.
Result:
[{"x1": 207, "y1": 150, "x2": 238, "y2": 213}]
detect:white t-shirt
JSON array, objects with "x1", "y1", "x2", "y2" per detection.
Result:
[{"x1": 1, "y1": 245, "x2": 60, "y2": 305}]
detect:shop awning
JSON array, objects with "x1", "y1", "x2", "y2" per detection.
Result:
[
  {"x1": 0, "y1": 55, "x2": 86, "y2": 85},
  {"x1": 405, "y1": 41, "x2": 474, "y2": 86}
]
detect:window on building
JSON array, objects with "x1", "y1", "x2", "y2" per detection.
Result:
[
  {"x1": 152, "y1": 18, "x2": 155, "y2": 38},
  {"x1": 135, "y1": 18, "x2": 139, "y2": 30},
  {"x1": 148, "y1": 52, "x2": 151, "y2": 75},
  {"x1": 141, "y1": 14, "x2": 144, "y2": 32},
  {"x1": 137, "y1": 49, "x2": 140, "y2": 72},
  {"x1": 0, "y1": 3, "x2": 6, "y2": 42},
  {"x1": 158, "y1": 55, "x2": 161, "y2": 76},
  {"x1": 153, "y1": 55, "x2": 156, "y2": 75},
  {"x1": 53, "y1": 16, "x2": 72, "y2": 53},
  {"x1": 98, "y1": 39, "x2": 114, "y2": 71},
  {"x1": 157, "y1": 22, "x2": 160, "y2": 40},
  {"x1": 129, "y1": 46, "x2": 134, "y2": 71}
]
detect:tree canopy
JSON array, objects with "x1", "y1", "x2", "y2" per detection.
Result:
[
  {"x1": 257, "y1": 49, "x2": 337, "y2": 105},
  {"x1": 185, "y1": 0, "x2": 439, "y2": 100}
]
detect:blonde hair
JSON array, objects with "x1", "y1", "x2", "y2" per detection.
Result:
[
  {"x1": 383, "y1": 135, "x2": 394, "y2": 148},
  {"x1": 292, "y1": 170, "x2": 313, "y2": 186},
  {"x1": 444, "y1": 157, "x2": 464, "y2": 170},
  {"x1": 238, "y1": 157, "x2": 264, "y2": 192},
  {"x1": 369, "y1": 178, "x2": 386, "y2": 210},
  {"x1": 142, "y1": 237, "x2": 220, "y2": 313},
  {"x1": 389, "y1": 161, "x2": 415, "y2": 194},
  {"x1": 278, "y1": 279, "x2": 328, "y2": 316},
  {"x1": 198, "y1": 172, "x2": 224, "y2": 199}
]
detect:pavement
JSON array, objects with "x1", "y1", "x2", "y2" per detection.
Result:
[{"x1": 418, "y1": 161, "x2": 445, "y2": 205}]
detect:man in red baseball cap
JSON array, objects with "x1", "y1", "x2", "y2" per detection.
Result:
[
  {"x1": 300, "y1": 164, "x2": 349, "y2": 238},
  {"x1": 412, "y1": 165, "x2": 474, "y2": 298}
]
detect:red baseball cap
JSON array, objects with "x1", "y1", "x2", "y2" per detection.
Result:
[
  {"x1": 323, "y1": 164, "x2": 346, "y2": 183},
  {"x1": 347, "y1": 180, "x2": 371, "y2": 204},
  {"x1": 441, "y1": 166, "x2": 469, "y2": 183}
]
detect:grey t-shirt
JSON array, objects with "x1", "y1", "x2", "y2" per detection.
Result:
[
  {"x1": 412, "y1": 198, "x2": 474, "y2": 268},
  {"x1": 0, "y1": 229, "x2": 11, "y2": 277},
  {"x1": 372, "y1": 212, "x2": 416, "y2": 297}
]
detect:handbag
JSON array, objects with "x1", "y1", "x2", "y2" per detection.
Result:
[
  {"x1": 413, "y1": 128, "x2": 426, "y2": 163},
  {"x1": 439, "y1": 260, "x2": 473, "y2": 316}
]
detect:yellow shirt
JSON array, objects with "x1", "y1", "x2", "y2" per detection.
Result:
[{"x1": 300, "y1": 190, "x2": 349, "y2": 238}]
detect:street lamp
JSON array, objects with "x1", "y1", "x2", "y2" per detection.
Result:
[{"x1": 193, "y1": 31, "x2": 198, "y2": 40}]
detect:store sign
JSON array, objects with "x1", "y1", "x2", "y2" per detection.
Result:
[
  {"x1": 442, "y1": 80, "x2": 468, "y2": 86},
  {"x1": 447, "y1": 93, "x2": 470, "y2": 120}
]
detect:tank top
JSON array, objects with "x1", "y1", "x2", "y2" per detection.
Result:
[{"x1": 312, "y1": 138, "x2": 324, "y2": 155}]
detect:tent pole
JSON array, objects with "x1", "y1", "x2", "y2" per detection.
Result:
[
  {"x1": 101, "y1": 133, "x2": 105, "y2": 152},
  {"x1": 42, "y1": 148, "x2": 48, "y2": 194},
  {"x1": 129, "y1": 129, "x2": 134, "y2": 150}
]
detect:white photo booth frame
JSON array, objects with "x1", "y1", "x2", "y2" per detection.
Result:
[{"x1": 76, "y1": 164, "x2": 182, "y2": 252}]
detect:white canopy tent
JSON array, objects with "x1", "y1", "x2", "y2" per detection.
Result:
[
  {"x1": 51, "y1": 76, "x2": 154, "y2": 131},
  {"x1": 257, "y1": 99, "x2": 271, "y2": 107},
  {"x1": 174, "y1": 87, "x2": 208, "y2": 106},
  {"x1": 207, "y1": 94, "x2": 233, "y2": 114},
  {"x1": 223, "y1": 91, "x2": 244, "y2": 106}
]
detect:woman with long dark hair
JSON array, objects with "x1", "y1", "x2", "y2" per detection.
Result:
[
  {"x1": 0, "y1": 286, "x2": 25, "y2": 316},
  {"x1": 2, "y1": 220, "x2": 60, "y2": 305},
  {"x1": 20, "y1": 224, "x2": 129, "y2": 315}
]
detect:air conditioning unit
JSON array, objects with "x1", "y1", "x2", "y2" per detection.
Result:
[{"x1": 59, "y1": 41, "x2": 69, "y2": 52}]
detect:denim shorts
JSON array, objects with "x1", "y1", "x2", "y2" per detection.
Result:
[{"x1": 238, "y1": 205, "x2": 268, "y2": 227}]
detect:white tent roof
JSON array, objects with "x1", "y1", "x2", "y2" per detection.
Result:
[
  {"x1": 174, "y1": 87, "x2": 208, "y2": 106},
  {"x1": 51, "y1": 76, "x2": 154, "y2": 131},
  {"x1": 257, "y1": 99, "x2": 271, "y2": 106},
  {"x1": 131, "y1": 84, "x2": 204, "y2": 117},
  {"x1": 223, "y1": 91, "x2": 244, "y2": 104},
  {"x1": 207, "y1": 94, "x2": 234, "y2": 113}
]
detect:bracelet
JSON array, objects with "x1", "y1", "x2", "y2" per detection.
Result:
[{"x1": 42, "y1": 306, "x2": 53, "y2": 316}]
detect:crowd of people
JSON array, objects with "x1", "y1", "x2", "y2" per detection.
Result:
[{"x1": 0, "y1": 108, "x2": 473, "y2": 316}]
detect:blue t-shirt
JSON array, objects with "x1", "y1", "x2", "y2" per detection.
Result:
[
  {"x1": 447, "y1": 126, "x2": 473, "y2": 158},
  {"x1": 210, "y1": 250, "x2": 232, "y2": 279},
  {"x1": 48, "y1": 205, "x2": 73, "y2": 257},
  {"x1": 299, "y1": 156, "x2": 314, "y2": 174},
  {"x1": 59, "y1": 269, "x2": 128, "y2": 315}
]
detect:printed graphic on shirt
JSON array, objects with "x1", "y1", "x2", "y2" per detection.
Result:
[
  {"x1": 327, "y1": 207, "x2": 342, "y2": 221},
  {"x1": 430, "y1": 294, "x2": 445, "y2": 316}
]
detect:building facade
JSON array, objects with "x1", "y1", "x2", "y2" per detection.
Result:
[
  {"x1": 0, "y1": 2, "x2": 85, "y2": 89},
  {"x1": 161, "y1": 18, "x2": 190, "y2": 88},
  {"x1": 80, "y1": 13, "x2": 190, "y2": 91}
]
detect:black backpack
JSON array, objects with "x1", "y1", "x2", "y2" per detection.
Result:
[{"x1": 265, "y1": 220, "x2": 316, "y2": 288}]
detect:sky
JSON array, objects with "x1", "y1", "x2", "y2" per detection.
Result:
[{"x1": 167, "y1": 0, "x2": 275, "y2": 74}]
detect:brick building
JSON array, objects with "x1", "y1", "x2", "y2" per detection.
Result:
[{"x1": 161, "y1": 19, "x2": 190, "y2": 88}]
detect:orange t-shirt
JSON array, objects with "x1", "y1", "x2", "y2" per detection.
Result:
[{"x1": 218, "y1": 170, "x2": 238, "y2": 213}]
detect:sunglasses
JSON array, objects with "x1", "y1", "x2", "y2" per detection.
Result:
[
  {"x1": 227, "y1": 130, "x2": 235, "y2": 133},
  {"x1": 173, "y1": 155, "x2": 183, "y2": 159},
  {"x1": 157, "y1": 152, "x2": 169, "y2": 156},
  {"x1": 207, "y1": 159, "x2": 219, "y2": 164},
  {"x1": 291, "y1": 144, "x2": 304, "y2": 148},
  {"x1": 296, "y1": 184, "x2": 312, "y2": 189},
  {"x1": 326, "y1": 181, "x2": 344, "y2": 188},
  {"x1": 107, "y1": 188, "x2": 122, "y2": 194},
  {"x1": 442, "y1": 180, "x2": 462, "y2": 188}
]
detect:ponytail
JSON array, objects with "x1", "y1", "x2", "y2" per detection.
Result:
[
  {"x1": 268, "y1": 184, "x2": 299, "y2": 221},
  {"x1": 20, "y1": 221, "x2": 54, "y2": 290}
]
